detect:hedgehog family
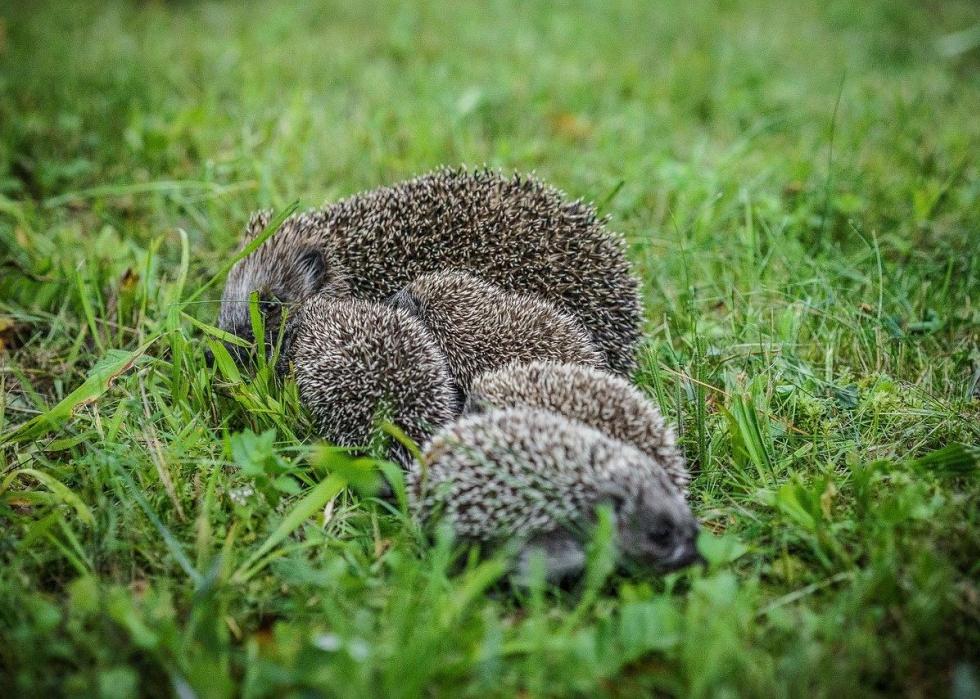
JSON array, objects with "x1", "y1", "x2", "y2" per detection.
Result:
[
  {"x1": 411, "y1": 408, "x2": 699, "y2": 581},
  {"x1": 216, "y1": 168, "x2": 700, "y2": 580},
  {"x1": 217, "y1": 168, "x2": 642, "y2": 374},
  {"x1": 280, "y1": 270, "x2": 611, "y2": 455}
]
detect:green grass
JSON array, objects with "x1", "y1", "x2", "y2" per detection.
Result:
[{"x1": 1, "y1": 1, "x2": 979, "y2": 696}]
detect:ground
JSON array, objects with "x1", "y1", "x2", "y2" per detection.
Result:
[{"x1": 1, "y1": 1, "x2": 978, "y2": 696}]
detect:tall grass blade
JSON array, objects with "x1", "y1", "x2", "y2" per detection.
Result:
[{"x1": 231, "y1": 473, "x2": 346, "y2": 583}]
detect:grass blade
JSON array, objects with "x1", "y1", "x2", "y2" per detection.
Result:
[
  {"x1": 1, "y1": 336, "x2": 159, "y2": 444},
  {"x1": 184, "y1": 202, "x2": 299, "y2": 305},
  {"x1": 1, "y1": 468, "x2": 96, "y2": 526},
  {"x1": 231, "y1": 473, "x2": 346, "y2": 584},
  {"x1": 114, "y1": 464, "x2": 202, "y2": 586}
]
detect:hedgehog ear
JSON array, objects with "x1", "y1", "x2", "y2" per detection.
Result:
[
  {"x1": 388, "y1": 287, "x2": 422, "y2": 318},
  {"x1": 598, "y1": 482, "x2": 629, "y2": 515},
  {"x1": 297, "y1": 247, "x2": 327, "y2": 286}
]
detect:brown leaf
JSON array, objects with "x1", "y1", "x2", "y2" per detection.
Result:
[
  {"x1": 374, "y1": 537, "x2": 392, "y2": 558},
  {"x1": 0, "y1": 316, "x2": 21, "y2": 352},
  {"x1": 120, "y1": 268, "x2": 140, "y2": 294},
  {"x1": 782, "y1": 181, "x2": 804, "y2": 198},
  {"x1": 550, "y1": 112, "x2": 592, "y2": 140},
  {"x1": 820, "y1": 480, "x2": 838, "y2": 519}
]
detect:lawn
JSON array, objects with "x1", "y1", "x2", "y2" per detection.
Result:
[{"x1": 1, "y1": 1, "x2": 978, "y2": 696}]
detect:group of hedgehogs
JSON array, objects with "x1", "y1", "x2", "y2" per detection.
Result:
[{"x1": 216, "y1": 168, "x2": 701, "y2": 582}]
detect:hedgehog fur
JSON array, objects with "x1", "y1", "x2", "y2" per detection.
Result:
[
  {"x1": 217, "y1": 168, "x2": 642, "y2": 374},
  {"x1": 466, "y1": 361, "x2": 690, "y2": 495},
  {"x1": 288, "y1": 294, "x2": 458, "y2": 462},
  {"x1": 389, "y1": 271, "x2": 604, "y2": 395},
  {"x1": 411, "y1": 407, "x2": 700, "y2": 581}
]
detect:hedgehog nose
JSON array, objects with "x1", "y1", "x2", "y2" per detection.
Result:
[
  {"x1": 669, "y1": 541, "x2": 703, "y2": 568},
  {"x1": 669, "y1": 523, "x2": 704, "y2": 569}
]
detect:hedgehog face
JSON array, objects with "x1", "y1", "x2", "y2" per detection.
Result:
[
  {"x1": 218, "y1": 245, "x2": 328, "y2": 345},
  {"x1": 603, "y1": 476, "x2": 701, "y2": 572},
  {"x1": 215, "y1": 212, "x2": 347, "y2": 364}
]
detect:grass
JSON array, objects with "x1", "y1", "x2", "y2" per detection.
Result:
[{"x1": 1, "y1": 0, "x2": 978, "y2": 696}]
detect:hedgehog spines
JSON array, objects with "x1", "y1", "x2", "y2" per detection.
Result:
[
  {"x1": 217, "y1": 168, "x2": 642, "y2": 373},
  {"x1": 465, "y1": 360, "x2": 691, "y2": 494},
  {"x1": 389, "y1": 271, "x2": 605, "y2": 395},
  {"x1": 289, "y1": 295, "x2": 459, "y2": 463}
]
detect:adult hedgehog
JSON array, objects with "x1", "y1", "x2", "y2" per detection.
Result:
[{"x1": 217, "y1": 168, "x2": 642, "y2": 374}]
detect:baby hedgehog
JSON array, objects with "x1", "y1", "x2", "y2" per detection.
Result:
[
  {"x1": 466, "y1": 361, "x2": 691, "y2": 495},
  {"x1": 217, "y1": 168, "x2": 642, "y2": 374},
  {"x1": 411, "y1": 408, "x2": 700, "y2": 582},
  {"x1": 288, "y1": 294, "x2": 458, "y2": 462},
  {"x1": 389, "y1": 271, "x2": 604, "y2": 395}
]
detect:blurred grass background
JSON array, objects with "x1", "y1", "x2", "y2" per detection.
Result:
[{"x1": 1, "y1": 1, "x2": 978, "y2": 696}]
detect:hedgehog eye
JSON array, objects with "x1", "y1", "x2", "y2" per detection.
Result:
[{"x1": 648, "y1": 518, "x2": 673, "y2": 548}]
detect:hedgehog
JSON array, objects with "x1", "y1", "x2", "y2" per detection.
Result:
[
  {"x1": 388, "y1": 271, "x2": 605, "y2": 395},
  {"x1": 287, "y1": 294, "x2": 458, "y2": 463},
  {"x1": 217, "y1": 168, "x2": 642, "y2": 374},
  {"x1": 465, "y1": 361, "x2": 691, "y2": 495},
  {"x1": 213, "y1": 223, "x2": 351, "y2": 368},
  {"x1": 411, "y1": 407, "x2": 700, "y2": 581}
]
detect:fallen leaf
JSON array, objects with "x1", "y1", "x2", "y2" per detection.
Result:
[
  {"x1": 120, "y1": 268, "x2": 140, "y2": 293},
  {"x1": 550, "y1": 112, "x2": 592, "y2": 140},
  {"x1": 0, "y1": 316, "x2": 16, "y2": 351}
]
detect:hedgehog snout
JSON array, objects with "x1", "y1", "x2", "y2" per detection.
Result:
[
  {"x1": 626, "y1": 497, "x2": 702, "y2": 572},
  {"x1": 661, "y1": 520, "x2": 702, "y2": 571},
  {"x1": 218, "y1": 336, "x2": 256, "y2": 369},
  {"x1": 206, "y1": 308, "x2": 255, "y2": 368}
]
